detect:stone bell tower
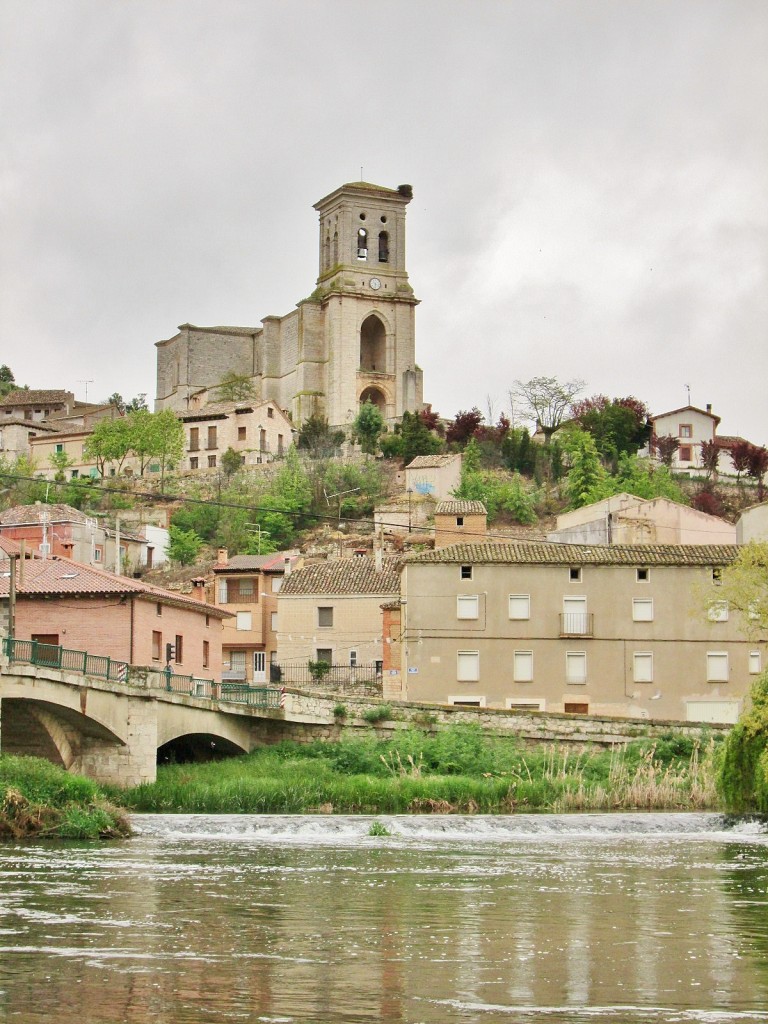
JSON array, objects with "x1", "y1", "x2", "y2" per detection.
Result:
[{"x1": 312, "y1": 181, "x2": 422, "y2": 427}]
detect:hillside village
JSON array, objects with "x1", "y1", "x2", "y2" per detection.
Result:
[{"x1": 1, "y1": 181, "x2": 767, "y2": 732}]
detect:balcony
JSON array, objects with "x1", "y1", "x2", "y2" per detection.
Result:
[{"x1": 559, "y1": 613, "x2": 594, "y2": 638}]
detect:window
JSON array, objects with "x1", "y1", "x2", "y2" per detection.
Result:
[
  {"x1": 152, "y1": 631, "x2": 162, "y2": 660},
  {"x1": 207, "y1": 455, "x2": 217, "y2": 468},
  {"x1": 236, "y1": 611, "x2": 252, "y2": 631},
  {"x1": 357, "y1": 227, "x2": 368, "y2": 259},
  {"x1": 238, "y1": 426, "x2": 246, "y2": 440},
  {"x1": 271, "y1": 611, "x2": 278, "y2": 632},
  {"x1": 633, "y1": 652, "x2": 654, "y2": 683},
  {"x1": 712, "y1": 568, "x2": 722, "y2": 584},
  {"x1": 632, "y1": 598, "x2": 654, "y2": 622},
  {"x1": 457, "y1": 595, "x2": 479, "y2": 619},
  {"x1": 156, "y1": 602, "x2": 162, "y2": 616},
  {"x1": 708, "y1": 600, "x2": 729, "y2": 622},
  {"x1": 174, "y1": 635, "x2": 183, "y2": 664},
  {"x1": 277, "y1": 434, "x2": 284, "y2": 455},
  {"x1": 229, "y1": 651, "x2": 246, "y2": 676},
  {"x1": 679, "y1": 424, "x2": 693, "y2": 438},
  {"x1": 506, "y1": 698, "x2": 545, "y2": 711},
  {"x1": 190, "y1": 457, "x2": 198, "y2": 469},
  {"x1": 508, "y1": 595, "x2": 530, "y2": 620},
  {"x1": 456, "y1": 516, "x2": 464, "y2": 526},
  {"x1": 316, "y1": 648, "x2": 332, "y2": 665},
  {"x1": 706, "y1": 652, "x2": 729, "y2": 682},
  {"x1": 564, "y1": 702, "x2": 589, "y2": 714},
  {"x1": 569, "y1": 567, "x2": 582, "y2": 582},
  {"x1": 513, "y1": 651, "x2": 533, "y2": 682},
  {"x1": 679, "y1": 446, "x2": 692, "y2": 462},
  {"x1": 93, "y1": 546, "x2": 103, "y2": 562},
  {"x1": 349, "y1": 649, "x2": 358, "y2": 667},
  {"x1": 566, "y1": 652, "x2": 587, "y2": 684},
  {"x1": 207, "y1": 426, "x2": 217, "y2": 449},
  {"x1": 55, "y1": 443, "x2": 64, "y2": 454},
  {"x1": 562, "y1": 596, "x2": 589, "y2": 635},
  {"x1": 749, "y1": 652, "x2": 761, "y2": 675},
  {"x1": 70, "y1": 470, "x2": 79, "y2": 479},
  {"x1": 450, "y1": 696, "x2": 485, "y2": 707},
  {"x1": 202, "y1": 640, "x2": 209, "y2": 668},
  {"x1": 637, "y1": 568, "x2": 649, "y2": 582},
  {"x1": 457, "y1": 651, "x2": 480, "y2": 681},
  {"x1": 460, "y1": 565, "x2": 473, "y2": 580},
  {"x1": 189, "y1": 427, "x2": 199, "y2": 451},
  {"x1": 239, "y1": 578, "x2": 254, "y2": 598},
  {"x1": 218, "y1": 580, "x2": 228, "y2": 604},
  {"x1": 318, "y1": 606, "x2": 334, "y2": 627},
  {"x1": 271, "y1": 577, "x2": 282, "y2": 593},
  {"x1": 267, "y1": 406, "x2": 274, "y2": 418},
  {"x1": 378, "y1": 231, "x2": 389, "y2": 262}
]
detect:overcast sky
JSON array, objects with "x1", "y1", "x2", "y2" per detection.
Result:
[{"x1": 2, "y1": 0, "x2": 766, "y2": 443}]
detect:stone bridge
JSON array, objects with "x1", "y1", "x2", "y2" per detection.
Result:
[{"x1": 0, "y1": 660, "x2": 339, "y2": 786}]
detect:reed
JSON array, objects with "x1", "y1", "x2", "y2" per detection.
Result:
[{"x1": 120, "y1": 726, "x2": 722, "y2": 815}]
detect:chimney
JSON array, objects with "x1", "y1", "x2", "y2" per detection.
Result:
[
  {"x1": 191, "y1": 577, "x2": 207, "y2": 602},
  {"x1": 283, "y1": 556, "x2": 292, "y2": 577},
  {"x1": 217, "y1": 548, "x2": 228, "y2": 566},
  {"x1": 706, "y1": 403, "x2": 712, "y2": 414}
]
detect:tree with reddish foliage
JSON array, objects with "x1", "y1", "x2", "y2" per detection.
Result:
[
  {"x1": 651, "y1": 434, "x2": 679, "y2": 467},
  {"x1": 699, "y1": 439, "x2": 720, "y2": 479},
  {"x1": 747, "y1": 445, "x2": 768, "y2": 501},
  {"x1": 445, "y1": 407, "x2": 484, "y2": 446},
  {"x1": 730, "y1": 441, "x2": 753, "y2": 485},
  {"x1": 418, "y1": 403, "x2": 443, "y2": 435},
  {"x1": 571, "y1": 394, "x2": 651, "y2": 465},
  {"x1": 692, "y1": 484, "x2": 725, "y2": 518}
]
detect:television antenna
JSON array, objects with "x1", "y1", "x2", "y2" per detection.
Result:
[{"x1": 78, "y1": 379, "x2": 94, "y2": 403}]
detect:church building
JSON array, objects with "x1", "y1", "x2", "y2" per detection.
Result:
[{"x1": 155, "y1": 181, "x2": 423, "y2": 428}]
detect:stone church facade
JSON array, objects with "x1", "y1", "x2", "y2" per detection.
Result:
[{"x1": 155, "y1": 181, "x2": 423, "y2": 427}]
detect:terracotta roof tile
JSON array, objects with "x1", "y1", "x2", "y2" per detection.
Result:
[
  {"x1": 0, "y1": 389, "x2": 72, "y2": 408},
  {"x1": 435, "y1": 500, "x2": 487, "y2": 516},
  {"x1": 405, "y1": 542, "x2": 740, "y2": 567},
  {"x1": 280, "y1": 556, "x2": 400, "y2": 596}
]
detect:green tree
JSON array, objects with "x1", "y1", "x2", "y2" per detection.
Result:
[
  {"x1": 214, "y1": 373, "x2": 257, "y2": 402},
  {"x1": 297, "y1": 415, "x2": 345, "y2": 458},
  {"x1": 49, "y1": 449, "x2": 74, "y2": 483},
  {"x1": 168, "y1": 524, "x2": 203, "y2": 566},
  {"x1": 351, "y1": 401, "x2": 384, "y2": 455},
  {"x1": 707, "y1": 541, "x2": 768, "y2": 638},
  {"x1": 380, "y1": 411, "x2": 442, "y2": 464},
  {"x1": 84, "y1": 417, "x2": 134, "y2": 477},
  {"x1": 0, "y1": 365, "x2": 17, "y2": 397},
  {"x1": 561, "y1": 430, "x2": 608, "y2": 508},
  {"x1": 129, "y1": 409, "x2": 184, "y2": 485},
  {"x1": 571, "y1": 395, "x2": 651, "y2": 467},
  {"x1": 221, "y1": 447, "x2": 244, "y2": 477}
]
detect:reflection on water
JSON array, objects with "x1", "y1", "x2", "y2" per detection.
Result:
[{"x1": 1, "y1": 813, "x2": 768, "y2": 1023}]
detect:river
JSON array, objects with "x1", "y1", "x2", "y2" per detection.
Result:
[{"x1": 1, "y1": 813, "x2": 768, "y2": 1023}]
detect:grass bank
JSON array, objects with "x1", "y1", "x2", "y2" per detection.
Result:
[
  {"x1": 120, "y1": 724, "x2": 721, "y2": 815},
  {"x1": 0, "y1": 755, "x2": 131, "y2": 840}
]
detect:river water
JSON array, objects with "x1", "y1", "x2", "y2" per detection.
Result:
[{"x1": 2, "y1": 813, "x2": 768, "y2": 1023}]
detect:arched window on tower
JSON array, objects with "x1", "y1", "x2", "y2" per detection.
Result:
[
  {"x1": 357, "y1": 228, "x2": 368, "y2": 260},
  {"x1": 332, "y1": 231, "x2": 338, "y2": 264},
  {"x1": 378, "y1": 231, "x2": 389, "y2": 263},
  {"x1": 360, "y1": 314, "x2": 386, "y2": 372},
  {"x1": 324, "y1": 234, "x2": 330, "y2": 270}
]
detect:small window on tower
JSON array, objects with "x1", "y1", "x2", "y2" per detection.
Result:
[
  {"x1": 378, "y1": 231, "x2": 389, "y2": 263},
  {"x1": 357, "y1": 228, "x2": 368, "y2": 260}
]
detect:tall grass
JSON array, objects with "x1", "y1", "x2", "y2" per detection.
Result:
[
  {"x1": 0, "y1": 755, "x2": 130, "y2": 840},
  {"x1": 120, "y1": 725, "x2": 722, "y2": 815}
]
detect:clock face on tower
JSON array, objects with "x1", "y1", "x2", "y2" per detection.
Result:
[{"x1": 369, "y1": 277, "x2": 381, "y2": 290}]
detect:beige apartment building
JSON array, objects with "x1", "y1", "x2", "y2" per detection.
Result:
[
  {"x1": 276, "y1": 556, "x2": 399, "y2": 679},
  {"x1": 401, "y1": 542, "x2": 763, "y2": 724},
  {"x1": 212, "y1": 549, "x2": 300, "y2": 684},
  {"x1": 180, "y1": 399, "x2": 295, "y2": 471}
]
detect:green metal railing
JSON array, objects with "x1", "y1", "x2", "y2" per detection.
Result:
[
  {"x1": 3, "y1": 637, "x2": 129, "y2": 683},
  {"x1": 3, "y1": 636, "x2": 284, "y2": 709}
]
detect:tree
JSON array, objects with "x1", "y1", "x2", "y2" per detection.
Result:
[
  {"x1": 0, "y1": 365, "x2": 16, "y2": 397},
  {"x1": 730, "y1": 441, "x2": 752, "y2": 484},
  {"x1": 129, "y1": 409, "x2": 184, "y2": 485},
  {"x1": 49, "y1": 450, "x2": 74, "y2": 482},
  {"x1": 297, "y1": 415, "x2": 345, "y2": 458},
  {"x1": 221, "y1": 447, "x2": 244, "y2": 477},
  {"x1": 699, "y1": 439, "x2": 720, "y2": 479},
  {"x1": 351, "y1": 400, "x2": 384, "y2": 455},
  {"x1": 102, "y1": 392, "x2": 147, "y2": 414},
  {"x1": 445, "y1": 408, "x2": 483, "y2": 446},
  {"x1": 419, "y1": 404, "x2": 443, "y2": 435},
  {"x1": 168, "y1": 524, "x2": 203, "y2": 566},
  {"x1": 84, "y1": 416, "x2": 134, "y2": 476},
  {"x1": 380, "y1": 411, "x2": 443, "y2": 464},
  {"x1": 651, "y1": 434, "x2": 679, "y2": 467},
  {"x1": 561, "y1": 430, "x2": 608, "y2": 508},
  {"x1": 704, "y1": 541, "x2": 768, "y2": 639},
  {"x1": 510, "y1": 376, "x2": 584, "y2": 445},
  {"x1": 214, "y1": 373, "x2": 257, "y2": 402},
  {"x1": 571, "y1": 395, "x2": 651, "y2": 466},
  {"x1": 747, "y1": 445, "x2": 768, "y2": 501}
]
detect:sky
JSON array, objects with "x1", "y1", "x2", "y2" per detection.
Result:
[{"x1": 2, "y1": 0, "x2": 767, "y2": 443}]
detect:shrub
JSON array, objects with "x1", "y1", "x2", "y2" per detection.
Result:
[{"x1": 362, "y1": 704, "x2": 392, "y2": 725}]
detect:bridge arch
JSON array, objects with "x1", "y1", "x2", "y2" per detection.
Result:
[
  {"x1": 1, "y1": 697, "x2": 126, "y2": 772},
  {"x1": 158, "y1": 732, "x2": 247, "y2": 765}
]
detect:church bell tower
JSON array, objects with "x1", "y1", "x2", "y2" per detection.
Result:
[{"x1": 311, "y1": 182, "x2": 422, "y2": 427}]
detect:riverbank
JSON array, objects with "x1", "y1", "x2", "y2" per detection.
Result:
[
  {"x1": 119, "y1": 724, "x2": 722, "y2": 815},
  {"x1": 0, "y1": 755, "x2": 131, "y2": 840}
]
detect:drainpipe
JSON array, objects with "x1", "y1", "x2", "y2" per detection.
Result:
[
  {"x1": 129, "y1": 595, "x2": 135, "y2": 665},
  {"x1": 115, "y1": 516, "x2": 121, "y2": 576},
  {"x1": 8, "y1": 552, "x2": 17, "y2": 639}
]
